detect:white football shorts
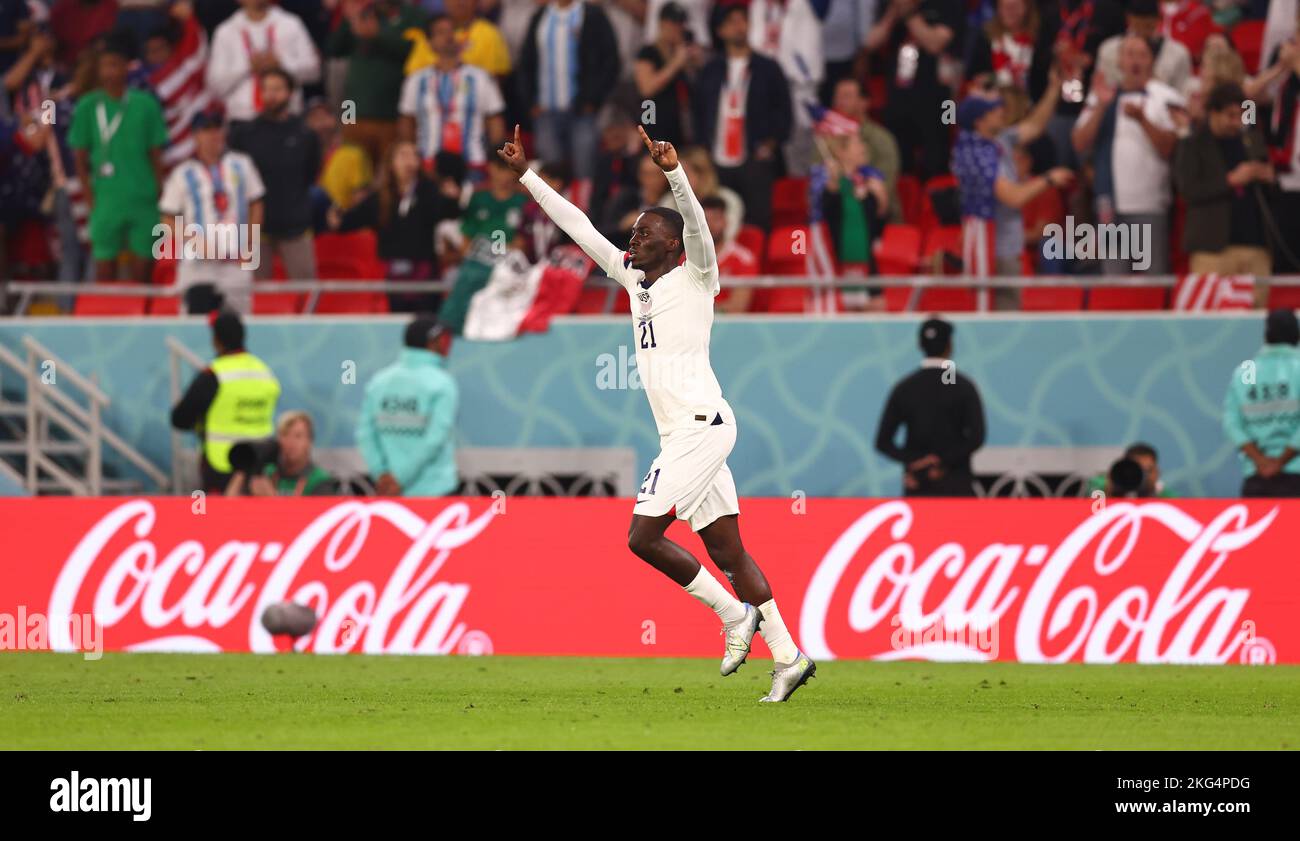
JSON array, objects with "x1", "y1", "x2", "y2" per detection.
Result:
[{"x1": 633, "y1": 415, "x2": 740, "y2": 531}]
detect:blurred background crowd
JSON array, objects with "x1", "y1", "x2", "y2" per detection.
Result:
[{"x1": 2, "y1": 0, "x2": 1300, "y2": 316}]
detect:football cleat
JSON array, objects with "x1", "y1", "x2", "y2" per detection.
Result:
[
  {"x1": 759, "y1": 653, "x2": 817, "y2": 702},
  {"x1": 720, "y1": 603, "x2": 763, "y2": 676}
]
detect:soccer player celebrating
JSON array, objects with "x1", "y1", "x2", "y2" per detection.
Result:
[{"x1": 497, "y1": 125, "x2": 815, "y2": 702}]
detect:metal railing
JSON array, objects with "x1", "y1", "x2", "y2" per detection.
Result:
[
  {"x1": 4, "y1": 274, "x2": 1298, "y2": 317},
  {"x1": 0, "y1": 335, "x2": 169, "y2": 495}
]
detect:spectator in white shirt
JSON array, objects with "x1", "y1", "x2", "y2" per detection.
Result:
[
  {"x1": 399, "y1": 14, "x2": 507, "y2": 170},
  {"x1": 749, "y1": 0, "x2": 824, "y2": 172},
  {"x1": 159, "y1": 107, "x2": 266, "y2": 314},
  {"x1": 1073, "y1": 34, "x2": 1184, "y2": 275},
  {"x1": 1094, "y1": 0, "x2": 1193, "y2": 95},
  {"x1": 207, "y1": 0, "x2": 321, "y2": 124}
]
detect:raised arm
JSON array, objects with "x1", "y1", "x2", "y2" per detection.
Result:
[
  {"x1": 497, "y1": 124, "x2": 627, "y2": 283},
  {"x1": 639, "y1": 126, "x2": 717, "y2": 292}
]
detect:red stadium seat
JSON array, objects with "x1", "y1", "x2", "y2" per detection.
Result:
[
  {"x1": 573, "y1": 285, "x2": 630, "y2": 314},
  {"x1": 315, "y1": 230, "x2": 384, "y2": 280},
  {"x1": 148, "y1": 296, "x2": 181, "y2": 316},
  {"x1": 919, "y1": 175, "x2": 959, "y2": 233},
  {"x1": 765, "y1": 224, "x2": 810, "y2": 275},
  {"x1": 916, "y1": 286, "x2": 979, "y2": 312},
  {"x1": 752, "y1": 287, "x2": 808, "y2": 313},
  {"x1": 735, "y1": 225, "x2": 765, "y2": 260},
  {"x1": 894, "y1": 174, "x2": 922, "y2": 226},
  {"x1": 875, "y1": 224, "x2": 922, "y2": 275},
  {"x1": 921, "y1": 225, "x2": 963, "y2": 273},
  {"x1": 1231, "y1": 20, "x2": 1265, "y2": 73},
  {"x1": 73, "y1": 283, "x2": 149, "y2": 316},
  {"x1": 1021, "y1": 287, "x2": 1085, "y2": 311},
  {"x1": 152, "y1": 259, "x2": 178, "y2": 286},
  {"x1": 770, "y1": 177, "x2": 809, "y2": 227},
  {"x1": 1267, "y1": 285, "x2": 1300, "y2": 310},
  {"x1": 1087, "y1": 286, "x2": 1169, "y2": 310},
  {"x1": 253, "y1": 292, "x2": 304, "y2": 314}
]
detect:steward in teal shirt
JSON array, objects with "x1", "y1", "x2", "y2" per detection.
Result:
[
  {"x1": 1222, "y1": 310, "x2": 1300, "y2": 497},
  {"x1": 357, "y1": 317, "x2": 459, "y2": 496}
]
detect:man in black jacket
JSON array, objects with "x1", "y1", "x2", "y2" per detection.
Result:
[
  {"x1": 229, "y1": 68, "x2": 321, "y2": 281},
  {"x1": 517, "y1": 0, "x2": 618, "y2": 181},
  {"x1": 692, "y1": 3, "x2": 791, "y2": 229},
  {"x1": 875, "y1": 318, "x2": 986, "y2": 497},
  {"x1": 1173, "y1": 81, "x2": 1275, "y2": 279}
]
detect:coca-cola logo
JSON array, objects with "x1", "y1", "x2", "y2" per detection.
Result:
[
  {"x1": 48, "y1": 499, "x2": 498, "y2": 654},
  {"x1": 800, "y1": 501, "x2": 1278, "y2": 664}
]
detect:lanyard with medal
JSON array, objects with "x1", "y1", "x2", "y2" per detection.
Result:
[
  {"x1": 436, "y1": 69, "x2": 463, "y2": 154},
  {"x1": 96, "y1": 99, "x2": 124, "y2": 177},
  {"x1": 208, "y1": 162, "x2": 230, "y2": 217}
]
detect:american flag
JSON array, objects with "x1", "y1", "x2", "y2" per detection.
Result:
[
  {"x1": 1173, "y1": 274, "x2": 1257, "y2": 311},
  {"x1": 804, "y1": 101, "x2": 859, "y2": 137},
  {"x1": 149, "y1": 15, "x2": 212, "y2": 170}
]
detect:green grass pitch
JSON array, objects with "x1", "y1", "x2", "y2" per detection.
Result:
[{"x1": 2, "y1": 653, "x2": 1297, "y2": 749}]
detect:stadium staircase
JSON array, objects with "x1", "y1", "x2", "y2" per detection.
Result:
[{"x1": 0, "y1": 335, "x2": 169, "y2": 496}]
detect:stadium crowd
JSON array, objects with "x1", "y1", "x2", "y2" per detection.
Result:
[{"x1": 1, "y1": 0, "x2": 1299, "y2": 315}]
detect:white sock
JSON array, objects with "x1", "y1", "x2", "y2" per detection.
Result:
[
  {"x1": 683, "y1": 566, "x2": 746, "y2": 626},
  {"x1": 757, "y1": 599, "x2": 800, "y2": 664}
]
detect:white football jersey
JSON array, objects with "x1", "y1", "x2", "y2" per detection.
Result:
[{"x1": 520, "y1": 165, "x2": 735, "y2": 434}]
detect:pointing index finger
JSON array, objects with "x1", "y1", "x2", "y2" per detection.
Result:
[
  {"x1": 514, "y1": 123, "x2": 522, "y2": 149},
  {"x1": 637, "y1": 125, "x2": 654, "y2": 152}
]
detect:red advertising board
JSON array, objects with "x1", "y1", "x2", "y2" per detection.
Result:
[{"x1": 0, "y1": 497, "x2": 1292, "y2": 663}]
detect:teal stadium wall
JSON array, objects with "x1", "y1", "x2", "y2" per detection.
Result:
[{"x1": 0, "y1": 314, "x2": 1267, "y2": 497}]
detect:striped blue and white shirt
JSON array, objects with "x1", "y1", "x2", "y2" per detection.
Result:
[
  {"x1": 536, "y1": 2, "x2": 584, "y2": 111},
  {"x1": 160, "y1": 151, "x2": 265, "y2": 230},
  {"x1": 399, "y1": 64, "x2": 505, "y2": 166}
]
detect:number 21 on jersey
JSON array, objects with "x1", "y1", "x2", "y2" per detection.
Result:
[{"x1": 639, "y1": 318, "x2": 657, "y2": 349}]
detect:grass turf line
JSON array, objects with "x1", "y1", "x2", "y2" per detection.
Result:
[{"x1": 1, "y1": 652, "x2": 1296, "y2": 749}]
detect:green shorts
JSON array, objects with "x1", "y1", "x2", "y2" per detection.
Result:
[{"x1": 89, "y1": 200, "x2": 160, "y2": 261}]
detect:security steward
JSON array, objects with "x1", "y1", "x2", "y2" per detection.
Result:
[{"x1": 171, "y1": 310, "x2": 282, "y2": 492}]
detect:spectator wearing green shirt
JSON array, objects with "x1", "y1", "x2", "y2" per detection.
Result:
[
  {"x1": 1223, "y1": 309, "x2": 1300, "y2": 497},
  {"x1": 329, "y1": 0, "x2": 427, "y2": 168},
  {"x1": 68, "y1": 34, "x2": 169, "y2": 282},
  {"x1": 438, "y1": 152, "x2": 525, "y2": 332},
  {"x1": 226, "y1": 410, "x2": 337, "y2": 496},
  {"x1": 1085, "y1": 442, "x2": 1174, "y2": 499}
]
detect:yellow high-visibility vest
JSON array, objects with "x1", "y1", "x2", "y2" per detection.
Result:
[{"x1": 203, "y1": 352, "x2": 280, "y2": 473}]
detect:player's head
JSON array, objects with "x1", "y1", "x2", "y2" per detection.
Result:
[
  {"x1": 658, "y1": 2, "x2": 689, "y2": 46},
  {"x1": 539, "y1": 160, "x2": 573, "y2": 192},
  {"x1": 831, "y1": 77, "x2": 869, "y2": 122},
  {"x1": 259, "y1": 68, "x2": 295, "y2": 115},
  {"x1": 1266, "y1": 309, "x2": 1300, "y2": 346},
  {"x1": 405, "y1": 313, "x2": 452, "y2": 356},
  {"x1": 97, "y1": 32, "x2": 134, "y2": 90},
  {"x1": 629, "y1": 207, "x2": 684, "y2": 270},
  {"x1": 429, "y1": 13, "x2": 460, "y2": 56},
  {"x1": 1123, "y1": 442, "x2": 1160, "y2": 488},
  {"x1": 143, "y1": 23, "x2": 175, "y2": 68},
  {"x1": 1205, "y1": 81, "x2": 1246, "y2": 137},
  {"x1": 701, "y1": 195, "x2": 727, "y2": 245},
  {"x1": 918, "y1": 316, "x2": 953, "y2": 358},
  {"x1": 1125, "y1": 0, "x2": 1160, "y2": 39},
  {"x1": 210, "y1": 310, "x2": 245, "y2": 354},
  {"x1": 712, "y1": 3, "x2": 748, "y2": 50},
  {"x1": 1119, "y1": 33, "x2": 1155, "y2": 87},
  {"x1": 191, "y1": 106, "x2": 227, "y2": 159}
]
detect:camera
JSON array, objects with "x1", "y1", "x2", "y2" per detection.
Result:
[
  {"x1": 228, "y1": 438, "x2": 280, "y2": 475},
  {"x1": 1108, "y1": 457, "x2": 1148, "y2": 497}
]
